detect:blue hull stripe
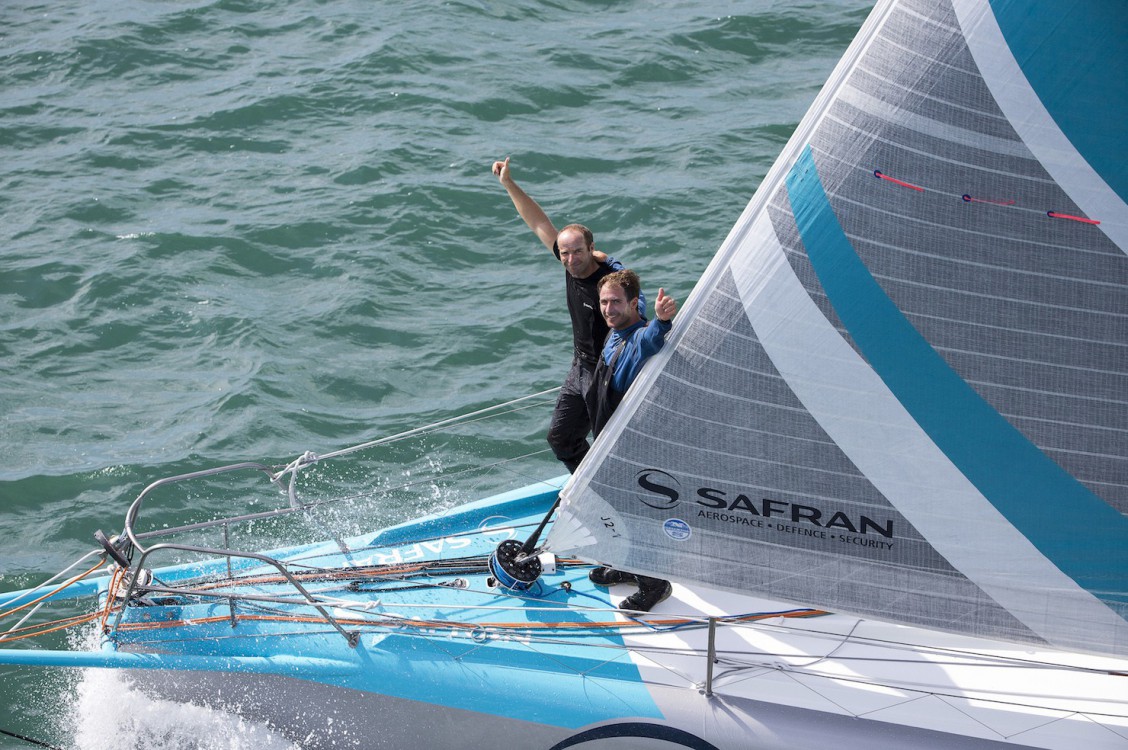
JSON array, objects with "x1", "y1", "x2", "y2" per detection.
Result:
[{"x1": 786, "y1": 145, "x2": 1128, "y2": 610}]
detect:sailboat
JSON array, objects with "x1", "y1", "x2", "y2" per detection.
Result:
[{"x1": 2, "y1": 0, "x2": 1126, "y2": 747}]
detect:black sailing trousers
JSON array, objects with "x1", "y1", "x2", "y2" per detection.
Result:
[{"x1": 547, "y1": 356, "x2": 595, "y2": 473}]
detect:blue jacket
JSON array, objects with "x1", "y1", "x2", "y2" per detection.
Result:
[{"x1": 600, "y1": 316, "x2": 673, "y2": 394}]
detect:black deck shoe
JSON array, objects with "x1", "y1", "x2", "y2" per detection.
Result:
[
  {"x1": 619, "y1": 579, "x2": 672, "y2": 612},
  {"x1": 589, "y1": 566, "x2": 635, "y2": 586}
]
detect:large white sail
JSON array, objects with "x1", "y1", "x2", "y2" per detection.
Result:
[{"x1": 547, "y1": 0, "x2": 1128, "y2": 657}]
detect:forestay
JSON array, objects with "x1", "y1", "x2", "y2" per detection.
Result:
[{"x1": 546, "y1": 0, "x2": 1128, "y2": 658}]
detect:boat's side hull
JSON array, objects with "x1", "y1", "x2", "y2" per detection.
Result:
[{"x1": 123, "y1": 666, "x2": 1031, "y2": 750}]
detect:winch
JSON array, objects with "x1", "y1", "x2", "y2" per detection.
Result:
[{"x1": 486, "y1": 539, "x2": 542, "y2": 592}]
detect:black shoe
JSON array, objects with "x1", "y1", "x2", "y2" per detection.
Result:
[
  {"x1": 619, "y1": 579, "x2": 672, "y2": 612},
  {"x1": 589, "y1": 566, "x2": 635, "y2": 586}
]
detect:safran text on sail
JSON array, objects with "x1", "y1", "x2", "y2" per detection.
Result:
[{"x1": 637, "y1": 469, "x2": 895, "y2": 538}]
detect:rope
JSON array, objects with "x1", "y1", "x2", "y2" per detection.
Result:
[
  {"x1": 0, "y1": 556, "x2": 108, "y2": 645},
  {"x1": 0, "y1": 613, "x2": 102, "y2": 643},
  {"x1": 98, "y1": 565, "x2": 126, "y2": 633},
  {"x1": 0, "y1": 559, "x2": 105, "y2": 621},
  {"x1": 0, "y1": 550, "x2": 103, "y2": 613}
]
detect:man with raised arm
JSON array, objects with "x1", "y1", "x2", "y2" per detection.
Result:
[{"x1": 491, "y1": 157, "x2": 644, "y2": 473}]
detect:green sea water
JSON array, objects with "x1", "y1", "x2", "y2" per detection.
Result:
[{"x1": 0, "y1": 0, "x2": 870, "y2": 746}]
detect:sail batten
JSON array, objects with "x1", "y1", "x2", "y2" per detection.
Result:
[{"x1": 548, "y1": 0, "x2": 1128, "y2": 657}]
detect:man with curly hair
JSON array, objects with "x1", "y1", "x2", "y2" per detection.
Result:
[{"x1": 584, "y1": 269, "x2": 677, "y2": 613}]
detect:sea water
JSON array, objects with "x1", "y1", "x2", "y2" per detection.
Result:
[{"x1": 0, "y1": 0, "x2": 870, "y2": 745}]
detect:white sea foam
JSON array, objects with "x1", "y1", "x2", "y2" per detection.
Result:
[{"x1": 69, "y1": 668, "x2": 301, "y2": 750}]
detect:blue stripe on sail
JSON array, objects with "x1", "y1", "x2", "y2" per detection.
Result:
[
  {"x1": 785, "y1": 145, "x2": 1128, "y2": 610},
  {"x1": 990, "y1": 0, "x2": 1128, "y2": 203}
]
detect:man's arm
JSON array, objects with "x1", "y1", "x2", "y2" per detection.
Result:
[
  {"x1": 632, "y1": 288, "x2": 677, "y2": 363},
  {"x1": 492, "y1": 157, "x2": 557, "y2": 253},
  {"x1": 612, "y1": 289, "x2": 678, "y2": 392}
]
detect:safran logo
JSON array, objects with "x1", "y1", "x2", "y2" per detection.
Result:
[
  {"x1": 636, "y1": 469, "x2": 680, "y2": 509},
  {"x1": 635, "y1": 469, "x2": 896, "y2": 540}
]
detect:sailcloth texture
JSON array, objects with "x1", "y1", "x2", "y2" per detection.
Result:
[{"x1": 547, "y1": 0, "x2": 1128, "y2": 657}]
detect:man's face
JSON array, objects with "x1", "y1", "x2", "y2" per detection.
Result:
[
  {"x1": 600, "y1": 284, "x2": 639, "y2": 331},
  {"x1": 557, "y1": 229, "x2": 597, "y2": 278}
]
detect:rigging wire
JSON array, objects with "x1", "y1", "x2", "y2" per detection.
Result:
[
  {"x1": 0, "y1": 612, "x2": 102, "y2": 643},
  {"x1": 0, "y1": 558, "x2": 105, "y2": 623},
  {"x1": 0, "y1": 727, "x2": 64, "y2": 750},
  {"x1": 127, "y1": 439, "x2": 555, "y2": 544},
  {"x1": 263, "y1": 388, "x2": 561, "y2": 495},
  {"x1": 0, "y1": 550, "x2": 104, "y2": 615}
]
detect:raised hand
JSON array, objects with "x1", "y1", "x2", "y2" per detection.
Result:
[
  {"x1": 491, "y1": 156, "x2": 511, "y2": 184},
  {"x1": 655, "y1": 288, "x2": 677, "y2": 322}
]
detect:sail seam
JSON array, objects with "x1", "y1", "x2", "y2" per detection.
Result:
[
  {"x1": 847, "y1": 68, "x2": 1009, "y2": 121},
  {"x1": 821, "y1": 117, "x2": 1057, "y2": 188},
  {"x1": 899, "y1": 310, "x2": 1128, "y2": 349}
]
